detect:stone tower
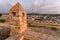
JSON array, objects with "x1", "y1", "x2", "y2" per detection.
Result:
[{"x1": 9, "y1": 2, "x2": 27, "y2": 40}]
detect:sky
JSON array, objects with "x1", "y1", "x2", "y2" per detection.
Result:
[{"x1": 0, "y1": 0, "x2": 60, "y2": 14}]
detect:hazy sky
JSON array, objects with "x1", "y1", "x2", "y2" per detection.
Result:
[{"x1": 0, "y1": 0, "x2": 60, "y2": 14}]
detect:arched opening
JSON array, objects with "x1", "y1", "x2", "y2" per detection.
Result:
[
  {"x1": 12, "y1": 12, "x2": 16, "y2": 16},
  {"x1": 22, "y1": 13, "x2": 24, "y2": 16}
]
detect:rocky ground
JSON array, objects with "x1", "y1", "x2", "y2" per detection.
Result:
[
  {"x1": 0, "y1": 25, "x2": 60, "y2": 40},
  {"x1": 25, "y1": 27, "x2": 60, "y2": 40}
]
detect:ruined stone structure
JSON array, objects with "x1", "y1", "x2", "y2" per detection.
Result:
[{"x1": 8, "y1": 2, "x2": 27, "y2": 40}]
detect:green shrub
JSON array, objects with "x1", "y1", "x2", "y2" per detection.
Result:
[
  {"x1": 0, "y1": 14, "x2": 2, "y2": 17},
  {"x1": 50, "y1": 27, "x2": 58, "y2": 31},
  {"x1": 0, "y1": 27, "x2": 10, "y2": 40},
  {"x1": 0, "y1": 19, "x2": 6, "y2": 23}
]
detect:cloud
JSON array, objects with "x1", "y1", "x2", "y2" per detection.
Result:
[
  {"x1": 7, "y1": 0, "x2": 17, "y2": 6},
  {"x1": 0, "y1": 0, "x2": 60, "y2": 14},
  {"x1": 34, "y1": 0, "x2": 39, "y2": 5},
  {"x1": 0, "y1": 0, "x2": 11, "y2": 13},
  {"x1": 30, "y1": 0, "x2": 60, "y2": 14}
]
